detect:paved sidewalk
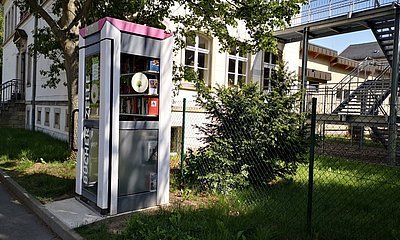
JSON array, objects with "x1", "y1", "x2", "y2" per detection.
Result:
[
  {"x1": 45, "y1": 198, "x2": 104, "y2": 229},
  {"x1": 0, "y1": 180, "x2": 57, "y2": 240}
]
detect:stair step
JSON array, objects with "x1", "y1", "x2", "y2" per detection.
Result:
[
  {"x1": 383, "y1": 45, "x2": 394, "y2": 51},
  {"x1": 372, "y1": 20, "x2": 394, "y2": 29},
  {"x1": 378, "y1": 35, "x2": 394, "y2": 42},
  {"x1": 375, "y1": 27, "x2": 394, "y2": 35}
]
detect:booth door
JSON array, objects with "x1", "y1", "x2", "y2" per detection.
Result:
[{"x1": 81, "y1": 50, "x2": 101, "y2": 203}]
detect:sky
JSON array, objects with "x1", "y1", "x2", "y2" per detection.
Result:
[{"x1": 310, "y1": 29, "x2": 376, "y2": 54}]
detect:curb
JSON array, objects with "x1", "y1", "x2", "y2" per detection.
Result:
[{"x1": 0, "y1": 169, "x2": 83, "y2": 240}]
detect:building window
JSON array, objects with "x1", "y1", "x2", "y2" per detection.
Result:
[
  {"x1": 26, "y1": 51, "x2": 32, "y2": 87},
  {"x1": 26, "y1": 109, "x2": 30, "y2": 126},
  {"x1": 13, "y1": 4, "x2": 17, "y2": 31},
  {"x1": 184, "y1": 34, "x2": 211, "y2": 84},
  {"x1": 65, "y1": 109, "x2": 69, "y2": 132},
  {"x1": 37, "y1": 107, "x2": 42, "y2": 124},
  {"x1": 309, "y1": 81, "x2": 319, "y2": 92},
  {"x1": 54, "y1": 108, "x2": 60, "y2": 129},
  {"x1": 5, "y1": 3, "x2": 18, "y2": 40},
  {"x1": 228, "y1": 49, "x2": 248, "y2": 86},
  {"x1": 6, "y1": 11, "x2": 10, "y2": 39},
  {"x1": 263, "y1": 52, "x2": 277, "y2": 91},
  {"x1": 44, "y1": 107, "x2": 50, "y2": 126},
  {"x1": 170, "y1": 126, "x2": 182, "y2": 153},
  {"x1": 5, "y1": 15, "x2": 8, "y2": 40}
]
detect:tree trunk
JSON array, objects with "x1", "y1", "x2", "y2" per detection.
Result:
[
  {"x1": 64, "y1": 39, "x2": 79, "y2": 157},
  {"x1": 60, "y1": 0, "x2": 80, "y2": 157}
]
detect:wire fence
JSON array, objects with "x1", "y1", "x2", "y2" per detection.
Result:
[
  {"x1": 309, "y1": 98, "x2": 400, "y2": 239},
  {"x1": 171, "y1": 94, "x2": 400, "y2": 239}
]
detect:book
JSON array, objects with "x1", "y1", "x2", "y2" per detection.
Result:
[
  {"x1": 148, "y1": 98, "x2": 159, "y2": 115},
  {"x1": 148, "y1": 59, "x2": 160, "y2": 72},
  {"x1": 149, "y1": 79, "x2": 158, "y2": 95},
  {"x1": 143, "y1": 98, "x2": 149, "y2": 115}
]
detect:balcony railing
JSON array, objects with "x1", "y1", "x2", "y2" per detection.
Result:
[
  {"x1": 0, "y1": 79, "x2": 24, "y2": 109},
  {"x1": 290, "y1": 0, "x2": 399, "y2": 27}
]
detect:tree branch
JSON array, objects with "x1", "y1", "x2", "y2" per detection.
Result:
[
  {"x1": 65, "y1": 0, "x2": 93, "y2": 32},
  {"x1": 25, "y1": 0, "x2": 64, "y2": 40}
]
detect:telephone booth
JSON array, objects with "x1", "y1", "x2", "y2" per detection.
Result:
[{"x1": 76, "y1": 17, "x2": 173, "y2": 215}]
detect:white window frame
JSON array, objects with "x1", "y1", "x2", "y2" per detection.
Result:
[
  {"x1": 227, "y1": 52, "x2": 248, "y2": 86},
  {"x1": 262, "y1": 52, "x2": 277, "y2": 91},
  {"x1": 44, "y1": 107, "x2": 50, "y2": 126},
  {"x1": 184, "y1": 34, "x2": 211, "y2": 84},
  {"x1": 54, "y1": 108, "x2": 61, "y2": 129},
  {"x1": 37, "y1": 107, "x2": 42, "y2": 124}
]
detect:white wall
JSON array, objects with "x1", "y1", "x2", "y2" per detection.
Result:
[
  {"x1": 283, "y1": 42, "x2": 300, "y2": 75},
  {"x1": 2, "y1": 0, "x2": 68, "y2": 140}
]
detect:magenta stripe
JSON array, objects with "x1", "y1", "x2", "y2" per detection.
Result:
[{"x1": 80, "y1": 17, "x2": 173, "y2": 39}]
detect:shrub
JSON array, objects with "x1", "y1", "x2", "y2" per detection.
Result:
[{"x1": 185, "y1": 63, "x2": 307, "y2": 193}]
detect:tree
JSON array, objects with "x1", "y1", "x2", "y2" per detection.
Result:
[
  {"x1": 16, "y1": 0, "x2": 305, "y2": 153},
  {"x1": 185, "y1": 63, "x2": 307, "y2": 193}
]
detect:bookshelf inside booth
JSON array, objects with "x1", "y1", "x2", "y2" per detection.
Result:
[{"x1": 120, "y1": 53, "x2": 160, "y2": 120}]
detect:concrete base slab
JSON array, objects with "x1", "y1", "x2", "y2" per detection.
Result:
[{"x1": 45, "y1": 198, "x2": 105, "y2": 229}]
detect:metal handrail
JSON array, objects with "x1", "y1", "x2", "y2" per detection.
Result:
[
  {"x1": 304, "y1": 59, "x2": 391, "y2": 115},
  {"x1": 0, "y1": 79, "x2": 24, "y2": 110},
  {"x1": 364, "y1": 64, "x2": 393, "y2": 115},
  {"x1": 290, "y1": 0, "x2": 399, "y2": 27},
  {"x1": 332, "y1": 57, "x2": 373, "y2": 91}
]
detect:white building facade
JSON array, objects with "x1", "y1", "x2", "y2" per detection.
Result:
[
  {"x1": 2, "y1": 0, "x2": 69, "y2": 139},
  {"x1": 1, "y1": 0, "x2": 301, "y2": 143}
]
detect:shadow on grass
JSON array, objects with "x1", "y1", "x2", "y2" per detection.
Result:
[
  {"x1": 78, "y1": 160, "x2": 400, "y2": 240},
  {"x1": 0, "y1": 128, "x2": 74, "y2": 203},
  {"x1": 16, "y1": 173, "x2": 75, "y2": 202},
  {"x1": 3, "y1": 165, "x2": 75, "y2": 203},
  {"x1": 0, "y1": 128, "x2": 69, "y2": 162}
]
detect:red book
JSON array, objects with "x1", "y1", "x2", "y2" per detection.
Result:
[{"x1": 148, "y1": 98, "x2": 159, "y2": 115}]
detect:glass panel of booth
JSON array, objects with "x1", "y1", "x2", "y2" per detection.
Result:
[
  {"x1": 120, "y1": 53, "x2": 160, "y2": 120},
  {"x1": 85, "y1": 54, "x2": 100, "y2": 119},
  {"x1": 82, "y1": 53, "x2": 100, "y2": 197}
]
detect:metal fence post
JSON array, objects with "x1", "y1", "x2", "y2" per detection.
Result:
[
  {"x1": 389, "y1": 5, "x2": 400, "y2": 165},
  {"x1": 307, "y1": 97, "x2": 317, "y2": 235},
  {"x1": 181, "y1": 98, "x2": 186, "y2": 179},
  {"x1": 301, "y1": 27, "x2": 309, "y2": 113}
]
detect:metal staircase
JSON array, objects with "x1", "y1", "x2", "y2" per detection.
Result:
[
  {"x1": 369, "y1": 16, "x2": 395, "y2": 66},
  {"x1": 332, "y1": 65, "x2": 391, "y2": 115},
  {"x1": 366, "y1": 14, "x2": 400, "y2": 148},
  {"x1": 328, "y1": 14, "x2": 399, "y2": 148}
]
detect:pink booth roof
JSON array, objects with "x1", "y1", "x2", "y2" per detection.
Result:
[{"x1": 80, "y1": 17, "x2": 173, "y2": 40}]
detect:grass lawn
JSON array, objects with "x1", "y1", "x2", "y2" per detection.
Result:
[
  {"x1": 1, "y1": 128, "x2": 398, "y2": 239},
  {"x1": 0, "y1": 128, "x2": 75, "y2": 203},
  {"x1": 77, "y1": 155, "x2": 400, "y2": 240}
]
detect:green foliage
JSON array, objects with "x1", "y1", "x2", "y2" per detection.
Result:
[
  {"x1": 17, "y1": 0, "x2": 304, "y2": 89},
  {"x1": 185, "y1": 63, "x2": 307, "y2": 193}
]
